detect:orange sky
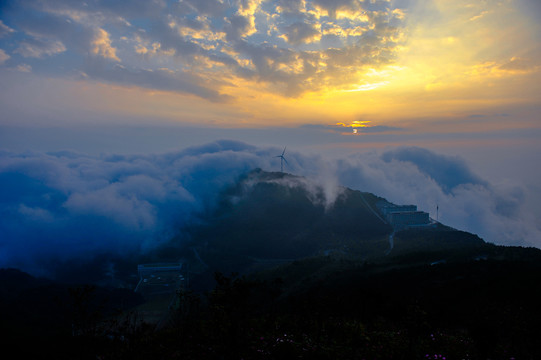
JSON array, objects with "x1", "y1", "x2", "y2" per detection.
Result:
[
  {"x1": 2, "y1": 0, "x2": 541, "y2": 275},
  {"x1": 0, "y1": 0, "x2": 539, "y2": 138}
]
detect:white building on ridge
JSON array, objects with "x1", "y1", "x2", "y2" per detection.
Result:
[{"x1": 377, "y1": 202, "x2": 431, "y2": 229}]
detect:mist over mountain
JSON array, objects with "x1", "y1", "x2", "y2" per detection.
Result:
[
  {"x1": 172, "y1": 168, "x2": 496, "y2": 283},
  {"x1": 0, "y1": 141, "x2": 538, "y2": 280},
  {"x1": 2, "y1": 145, "x2": 541, "y2": 359},
  {"x1": 188, "y1": 169, "x2": 392, "y2": 273}
]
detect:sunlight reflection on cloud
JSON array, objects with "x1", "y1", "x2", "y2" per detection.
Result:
[{"x1": 0, "y1": 0, "x2": 406, "y2": 98}]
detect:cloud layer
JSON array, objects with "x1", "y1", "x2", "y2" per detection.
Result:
[
  {"x1": 0, "y1": 0, "x2": 406, "y2": 99},
  {"x1": 1, "y1": 142, "x2": 539, "y2": 278},
  {"x1": 0, "y1": 141, "x2": 271, "y2": 276},
  {"x1": 335, "y1": 148, "x2": 539, "y2": 251}
]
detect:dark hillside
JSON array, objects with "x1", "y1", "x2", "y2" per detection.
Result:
[
  {"x1": 248, "y1": 255, "x2": 541, "y2": 359},
  {"x1": 190, "y1": 169, "x2": 393, "y2": 274},
  {"x1": 0, "y1": 268, "x2": 143, "y2": 358},
  {"x1": 2, "y1": 169, "x2": 540, "y2": 359}
]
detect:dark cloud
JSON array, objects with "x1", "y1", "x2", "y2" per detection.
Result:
[
  {"x1": 147, "y1": 18, "x2": 203, "y2": 57},
  {"x1": 234, "y1": 40, "x2": 295, "y2": 82},
  {"x1": 301, "y1": 124, "x2": 401, "y2": 134},
  {"x1": 276, "y1": 0, "x2": 305, "y2": 15},
  {"x1": 381, "y1": 147, "x2": 487, "y2": 193},
  {"x1": 84, "y1": 59, "x2": 233, "y2": 103},
  {"x1": 312, "y1": 0, "x2": 361, "y2": 17},
  {"x1": 183, "y1": 0, "x2": 228, "y2": 17},
  {"x1": 224, "y1": 14, "x2": 252, "y2": 42},
  {"x1": 360, "y1": 125, "x2": 402, "y2": 133},
  {"x1": 282, "y1": 22, "x2": 320, "y2": 45}
]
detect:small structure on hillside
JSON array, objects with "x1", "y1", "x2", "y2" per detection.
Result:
[
  {"x1": 377, "y1": 202, "x2": 431, "y2": 229},
  {"x1": 135, "y1": 262, "x2": 184, "y2": 293},
  {"x1": 134, "y1": 262, "x2": 186, "y2": 327},
  {"x1": 137, "y1": 263, "x2": 183, "y2": 278},
  {"x1": 388, "y1": 210, "x2": 430, "y2": 227},
  {"x1": 379, "y1": 204, "x2": 418, "y2": 218}
]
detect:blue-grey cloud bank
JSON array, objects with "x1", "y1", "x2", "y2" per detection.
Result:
[{"x1": 1, "y1": 141, "x2": 538, "y2": 277}]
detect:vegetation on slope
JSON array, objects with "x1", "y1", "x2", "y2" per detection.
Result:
[{"x1": 3, "y1": 169, "x2": 540, "y2": 359}]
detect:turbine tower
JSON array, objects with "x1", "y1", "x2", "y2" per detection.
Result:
[{"x1": 275, "y1": 147, "x2": 288, "y2": 173}]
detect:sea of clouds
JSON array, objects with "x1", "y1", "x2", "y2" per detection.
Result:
[{"x1": 1, "y1": 141, "x2": 538, "y2": 277}]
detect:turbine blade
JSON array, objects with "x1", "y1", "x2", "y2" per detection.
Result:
[
  {"x1": 283, "y1": 157, "x2": 289, "y2": 165},
  {"x1": 282, "y1": 147, "x2": 286, "y2": 156}
]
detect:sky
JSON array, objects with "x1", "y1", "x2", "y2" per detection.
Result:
[{"x1": 0, "y1": 0, "x2": 540, "y2": 277}]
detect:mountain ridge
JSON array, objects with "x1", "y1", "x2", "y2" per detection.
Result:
[
  {"x1": 3, "y1": 168, "x2": 541, "y2": 358},
  {"x1": 181, "y1": 168, "x2": 495, "y2": 281}
]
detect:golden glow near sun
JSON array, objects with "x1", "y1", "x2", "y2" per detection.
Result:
[
  {"x1": 343, "y1": 81, "x2": 389, "y2": 92},
  {"x1": 335, "y1": 121, "x2": 371, "y2": 134},
  {"x1": 336, "y1": 121, "x2": 370, "y2": 128},
  {"x1": 0, "y1": 0, "x2": 539, "y2": 131}
]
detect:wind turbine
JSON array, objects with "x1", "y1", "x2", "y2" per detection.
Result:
[{"x1": 275, "y1": 147, "x2": 288, "y2": 173}]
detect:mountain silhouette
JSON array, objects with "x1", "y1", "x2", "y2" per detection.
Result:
[
  {"x1": 186, "y1": 169, "x2": 488, "y2": 275},
  {"x1": 3, "y1": 169, "x2": 541, "y2": 359}
]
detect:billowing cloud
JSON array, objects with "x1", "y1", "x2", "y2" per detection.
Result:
[
  {"x1": 281, "y1": 22, "x2": 321, "y2": 45},
  {"x1": 91, "y1": 28, "x2": 119, "y2": 61},
  {"x1": 0, "y1": 0, "x2": 407, "y2": 98},
  {"x1": 1, "y1": 142, "x2": 539, "y2": 278},
  {"x1": 381, "y1": 147, "x2": 487, "y2": 193},
  {"x1": 335, "y1": 148, "x2": 540, "y2": 251},
  {"x1": 0, "y1": 142, "x2": 270, "y2": 276}
]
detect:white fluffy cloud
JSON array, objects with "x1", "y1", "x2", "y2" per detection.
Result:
[
  {"x1": 1, "y1": 142, "x2": 539, "y2": 277},
  {"x1": 0, "y1": 142, "x2": 270, "y2": 275},
  {"x1": 90, "y1": 28, "x2": 120, "y2": 61},
  {"x1": 334, "y1": 148, "x2": 540, "y2": 249}
]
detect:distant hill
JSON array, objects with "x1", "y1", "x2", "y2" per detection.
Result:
[
  {"x1": 4, "y1": 168, "x2": 541, "y2": 359},
  {"x1": 171, "y1": 169, "x2": 541, "y2": 358},
  {"x1": 187, "y1": 169, "x2": 390, "y2": 273},
  {"x1": 184, "y1": 169, "x2": 492, "y2": 278},
  {"x1": 0, "y1": 268, "x2": 143, "y2": 358}
]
